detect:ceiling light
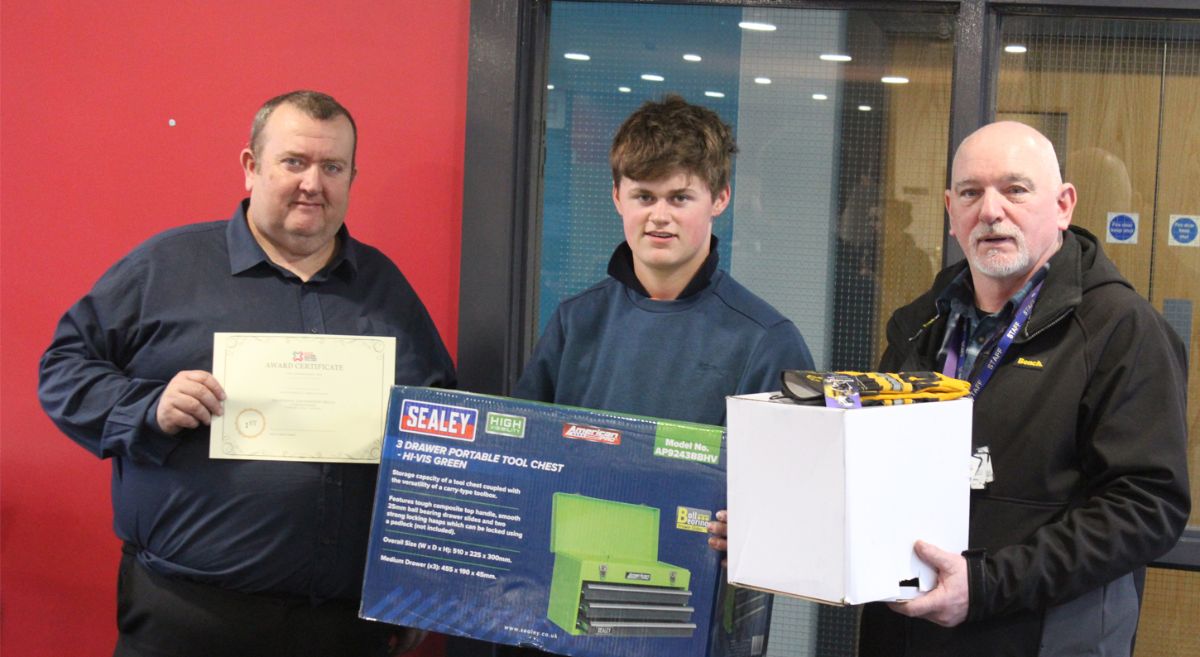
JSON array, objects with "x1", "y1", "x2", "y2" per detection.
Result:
[
  {"x1": 738, "y1": 21, "x2": 777, "y2": 32},
  {"x1": 858, "y1": 105, "x2": 872, "y2": 111},
  {"x1": 683, "y1": 54, "x2": 702, "y2": 62},
  {"x1": 618, "y1": 86, "x2": 632, "y2": 93},
  {"x1": 564, "y1": 52, "x2": 591, "y2": 61},
  {"x1": 641, "y1": 74, "x2": 664, "y2": 82},
  {"x1": 704, "y1": 91, "x2": 725, "y2": 98},
  {"x1": 820, "y1": 54, "x2": 852, "y2": 62},
  {"x1": 546, "y1": 84, "x2": 555, "y2": 90},
  {"x1": 812, "y1": 93, "x2": 828, "y2": 101},
  {"x1": 1005, "y1": 44, "x2": 1028, "y2": 54},
  {"x1": 754, "y1": 77, "x2": 772, "y2": 85},
  {"x1": 881, "y1": 76, "x2": 909, "y2": 84}
]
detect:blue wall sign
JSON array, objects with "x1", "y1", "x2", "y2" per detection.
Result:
[
  {"x1": 1169, "y1": 215, "x2": 1198, "y2": 247},
  {"x1": 1106, "y1": 212, "x2": 1138, "y2": 244}
]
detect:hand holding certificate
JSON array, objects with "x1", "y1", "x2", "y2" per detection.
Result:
[{"x1": 210, "y1": 332, "x2": 396, "y2": 463}]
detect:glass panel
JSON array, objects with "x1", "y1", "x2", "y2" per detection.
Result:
[
  {"x1": 996, "y1": 13, "x2": 1200, "y2": 533},
  {"x1": 540, "y1": 3, "x2": 955, "y2": 654},
  {"x1": 1140, "y1": 567, "x2": 1200, "y2": 657},
  {"x1": 540, "y1": 3, "x2": 744, "y2": 331},
  {"x1": 541, "y1": 2, "x2": 954, "y2": 368},
  {"x1": 996, "y1": 15, "x2": 1200, "y2": 655}
]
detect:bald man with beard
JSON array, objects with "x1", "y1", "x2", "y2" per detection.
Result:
[{"x1": 857, "y1": 121, "x2": 1190, "y2": 657}]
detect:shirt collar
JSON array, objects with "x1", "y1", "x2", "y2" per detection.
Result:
[
  {"x1": 936, "y1": 263, "x2": 1049, "y2": 321},
  {"x1": 226, "y1": 199, "x2": 358, "y2": 281},
  {"x1": 607, "y1": 235, "x2": 720, "y2": 299},
  {"x1": 935, "y1": 264, "x2": 1048, "y2": 378}
]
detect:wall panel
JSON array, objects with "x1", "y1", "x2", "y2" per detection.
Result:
[{"x1": 0, "y1": 3, "x2": 470, "y2": 655}]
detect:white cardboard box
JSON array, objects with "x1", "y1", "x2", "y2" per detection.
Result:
[{"x1": 725, "y1": 394, "x2": 972, "y2": 606}]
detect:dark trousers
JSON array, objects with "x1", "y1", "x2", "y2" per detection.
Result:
[{"x1": 115, "y1": 547, "x2": 414, "y2": 657}]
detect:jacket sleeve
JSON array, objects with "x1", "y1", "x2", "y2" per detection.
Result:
[
  {"x1": 736, "y1": 320, "x2": 816, "y2": 395},
  {"x1": 968, "y1": 303, "x2": 1191, "y2": 620},
  {"x1": 512, "y1": 307, "x2": 566, "y2": 402},
  {"x1": 879, "y1": 312, "x2": 938, "y2": 373},
  {"x1": 878, "y1": 315, "x2": 910, "y2": 372},
  {"x1": 37, "y1": 255, "x2": 178, "y2": 464}
]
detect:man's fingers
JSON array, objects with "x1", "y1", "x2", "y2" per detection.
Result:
[
  {"x1": 708, "y1": 509, "x2": 729, "y2": 552},
  {"x1": 913, "y1": 540, "x2": 954, "y2": 570},
  {"x1": 158, "y1": 396, "x2": 210, "y2": 434},
  {"x1": 157, "y1": 405, "x2": 202, "y2": 433},
  {"x1": 174, "y1": 390, "x2": 216, "y2": 423},
  {"x1": 180, "y1": 371, "x2": 226, "y2": 410},
  {"x1": 893, "y1": 591, "x2": 935, "y2": 617},
  {"x1": 157, "y1": 370, "x2": 225, "y2": 434},
  {"x1": 169, "y1": 408, "x2": 203, "y2": 430},
  {"x1": 177, "y1": 379, "x2": 224, "y2": 416},
  {"x1": 890, "y1": 540, "x2": 970, "y2": 628}
]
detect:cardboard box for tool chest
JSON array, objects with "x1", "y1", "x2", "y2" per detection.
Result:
[
  {"x1": 361, "y1": 386, "x2": 771, "y2": 657},
  {"x1": 725, "y1": 394, "x2": 972, "y2": 605}
]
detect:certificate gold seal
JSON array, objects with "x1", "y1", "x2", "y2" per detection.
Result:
[{"x1": 236, "y1": 409, "x2": 266, "y2": 438}]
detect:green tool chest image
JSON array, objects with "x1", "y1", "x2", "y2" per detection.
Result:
[{"x1": 547, "y1": 493, "x2": 696, "y2": 637}]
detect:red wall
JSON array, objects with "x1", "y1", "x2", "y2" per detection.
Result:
[{"x1": 1, "y1": 3, "x2": 469, "y2": 654}]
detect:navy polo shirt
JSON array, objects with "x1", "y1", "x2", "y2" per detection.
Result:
[{"x1": 39, "y1": 201, "x2": 455, "y2": 600}]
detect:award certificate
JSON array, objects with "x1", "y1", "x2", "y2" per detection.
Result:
[{"x1": 210, "y1": 332, "x2": 396, "y2": 463}]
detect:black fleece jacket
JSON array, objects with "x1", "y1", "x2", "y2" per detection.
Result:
[{"x1": 860, "y1": 226, "x2": 1190, "y2": 656}]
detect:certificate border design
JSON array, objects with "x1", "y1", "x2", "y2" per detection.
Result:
[{"x1": 210, "y1": 333, "x2": 396, "y2": 463}]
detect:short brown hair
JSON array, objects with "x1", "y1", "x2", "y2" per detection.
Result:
[
  {"x1": 609, "y1": 94, "x2": 737, "y2": 197},
  {"x1": 249, "y1": 90, "x2": 358, "y2": 167}
]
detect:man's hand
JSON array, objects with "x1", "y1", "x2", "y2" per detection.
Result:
[
  {"x1": 155, "y1": 370, "x2": 226, "y2": 435},
  {"x1": 707, "y1": 509, "x2": 728, "y2": 552},
  {"x1": 887, "y1": 540, "x2": 969, "y2": 627}
]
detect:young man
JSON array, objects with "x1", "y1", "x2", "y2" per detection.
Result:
[
  {"x1": 507, "y1": 91, "x2": 811, "y2": 657},
  {"x1": 515, "y1": 95, "x2": 813, "y2": 424}
]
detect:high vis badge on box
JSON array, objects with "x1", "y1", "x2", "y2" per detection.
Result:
[{"x1": 400, "y1": 399, "x2": 478, "y2": 441}]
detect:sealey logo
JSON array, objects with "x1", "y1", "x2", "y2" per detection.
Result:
[
  {"x1": 625, "y1": 571, "x2": 651, "y2": 581},
  {"x1": 562, "y1": 424, "x2": 621, "y2": 445},
  {"x1": 400, "y1": 400, "x2": 478, "y2": 441}
]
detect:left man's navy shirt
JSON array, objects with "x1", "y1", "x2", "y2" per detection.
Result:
[{"x1": 38, "y1": 201, "x2": 456, "y2": 601}]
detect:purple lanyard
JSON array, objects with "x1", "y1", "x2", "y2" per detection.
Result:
[{"x1": 942, "y1": 281, "x2": 1044, "y2": 398}]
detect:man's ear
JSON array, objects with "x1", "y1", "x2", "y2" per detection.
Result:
[
  {"x1": 1056, "y1": 182, "x2": 1077, "y2": 230},
  {"x1": 711, "y1": 185, "x2": 731, "y2": 216},
  {"x1": 240, "y1": 148, "x2": 257, "y2": 193},
  {"x1": 944, "y1": 189, "x2": 957, "y2": 237}
]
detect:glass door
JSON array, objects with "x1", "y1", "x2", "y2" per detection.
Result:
[{"x1": 995, "y1": 14, "x2": 1200, "y2": 657}]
